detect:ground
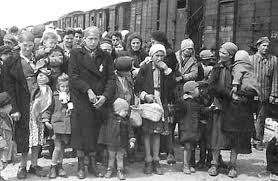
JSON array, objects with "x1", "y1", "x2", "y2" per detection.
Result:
[{"x1": 1, "y1": 145, "x2": 275, "y2": 181}]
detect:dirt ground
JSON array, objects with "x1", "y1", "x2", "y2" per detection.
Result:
[{"x1": 1, "y1": 145, "x2": 276, "y2": 181}]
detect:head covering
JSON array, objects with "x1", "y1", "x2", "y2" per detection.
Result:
[
  {"x1": 234, "y1": 50, "x2": 250, "y2": 62},
  {"x1": 114, "y1": 56, "x2": 133, "y2": 72},
  {"x1": 3, "y1": 34, "x2": 18, "y2": 45},
  {"x1": 199, "y1": 50, "x2": 214, "y2": 60},
  {"x1": 100, "y1": 38, "x2": 113, "y2": 46},
  {"x1": 0, "y1": 92, "x2": 11, "y2": 108},
  {"x1": 220, "y1": 42, "x2": 238, "y2": 56},
  {"x1": 0, "y1": 45, "x2": 13, "y2": 55},
  {"x1": 84, "y1": 26, "x2": 100, "y2": 38},
  {"x1": 183, "y1": 81, "x2": 199, "y2": 94},
  {"x1": 113, "y1": 98, "x2": 129, "y2": 113},
  {"x1": 149, "y1": 44, "x2": 166, "y2": 57},
  {"x1": 181, "y1": 39, "x2": 194, "y2": 51},
  {"x1": 18, "y1": 31, "x2": 35, "y2": 43},
  {"x1": 256, "y1": 36, "x2": 270, "y2": 46},
  {"x1": 32, "y1": 24, "x2": 45, "y2": 38}
]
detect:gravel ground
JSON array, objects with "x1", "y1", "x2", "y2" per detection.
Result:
[{"x1": 0, "y1": 146, "x2": 274, "y2": 181}]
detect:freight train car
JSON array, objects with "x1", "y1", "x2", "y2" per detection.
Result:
[
  {"x1": 130, "y1": 0, "x2": 204, "y2": 51},
  {"x1": 58, "y1": 11, "x2": 84, "y2": 29},
  {"x1": 203, "y1": 0, "x2": 278, "y2": 56}
]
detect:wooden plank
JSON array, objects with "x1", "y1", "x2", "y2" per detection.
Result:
[
  {"x1": 141, "y1": 0, "x2": 148, "y2": 40},
  {"x1": 159, "y1": 0, "x2": 168, "y2": 32},
  {"x1": 130, "y1": 1, "x2": 136, "y2": 32},
  {"x1": 167, "y1": 0, "x2": 177, "y2": 48}
]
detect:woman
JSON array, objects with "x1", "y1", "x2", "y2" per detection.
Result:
[
  {"x1": 207, "y1": 42, "x2": 254, "y2": 178},
  {"x1": 68, "y1": 26, "x2": 115, "y2": 179}
]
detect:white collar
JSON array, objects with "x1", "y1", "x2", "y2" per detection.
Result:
[{"x1": 20, "y1": 51, "x2": 34, "y2": 63}]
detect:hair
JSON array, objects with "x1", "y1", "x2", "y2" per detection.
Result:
[
  {"x1": 18, "y1": 31, "x2": 34, "y2": 43},
  {"x1": 9, "y1": 26, "x2": 19, "y2": 34},
  {"x1": 83, "y1": 26, "x2": 101, "y2": 38},
  {"x1": 151, "y1": 31, "x2": 171, "y2": 49},
  {"x1": 42, "y1": 31, "x2": 58, "y2": 41},
  {"x1": 56, "y1": 73, "x2": 69, "y2": 90},
  {"x1": 64, "y1": 28, "x2": 75, "y2": 37},
  {"x1": 74, "y1": 29, "x2": 83, "y2": 36},
  {"x1": 111, "y1": 31, "x2": 122, "y2": 39}
]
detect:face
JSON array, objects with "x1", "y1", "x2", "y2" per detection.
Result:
[
  {"x1": 59, "y1": 81, "x2": 69, "y2": 93},
  {"x1": 74, "y1": 33, "x2": 82, "y2": 45},
  {"x1": 44, "y1": 38, "x2": 57, "y2": 49},
  {"x1": 182, "y1": 48, "x2": 193, "y2": 57},
  {"x1": 112, "y1": 35, "x2": 121, "y2": 46},
  {"x1": 4, "y1": 40, "x2": 15, "y2": 49},
  {"x1": 152, "y1": 51, "x2": 166, "y2": 64},
  {"x1": 131, "y1": 38, "x2": 141, "y2": 51},
  {"x1": 192, "y1": 87, "x2": 200, "y2": 98},
  {"x1": 219, "y1": 47, "x2": 231, "y2": 63},
  {"x1": 1, "y1": 54, "x2": 11, "y2": 62},
  {"x1": 84, "y1": 34, "x2": 99, "y2": 50},
  {"x1": 63, "y1": 34, "x2": 74, "y2": 48},
  {"x1": 257, "y1": 42, "x2": 269, "y2": 55},
  {"x1": 115, "y1": 44, "x2": 124, "y2": 53},
  {"x1": 19, "y1": 40, "x2": 34, "y2": 57},
  {"x1": 0, "y1": 104, "x2": 12, "y2": 114},
  {"x1": 117, "y1": 108, "x2": 129, "y2": 117},
  {"x1": 100, "y1": 43, "x2": 113, "y2": 54}
]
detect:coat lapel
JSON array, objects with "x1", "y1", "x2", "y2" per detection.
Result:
[
  {"x1": 80, "y1": 48, "x2": 103, "y2": 77},
  {"x1": 9, "y1": 58, "x2": 29, "y2": 92}
]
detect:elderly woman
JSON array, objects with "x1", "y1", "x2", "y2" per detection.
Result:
[
  {"x1": 207, "y1": 42, "x2": 254, "y2": 178},
  {"x1": 68, "y1": 26, "x2": 115, "y2": 179}
]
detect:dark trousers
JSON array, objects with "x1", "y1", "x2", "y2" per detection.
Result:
[{"x1": 255, "y1": 102, "x2": 268, "y2": 142}]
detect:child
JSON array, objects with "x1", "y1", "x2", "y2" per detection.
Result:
[
  {"x1": 47, "y1": 73, "x2": 72, "y2": 179},
  {"x1": 231, "y1": 50, "x2": 260, "y2": 99},
  {"x1": 35, "y1": 31, "x2": 66, "y2": 89},
  {"x1": 177, "y1": 81, "x2": 212, "y2": 174},
  {"x1": 0, "y1": 92, "x2": 15, "y2": 180},
  {"x1": 98, "y1": 98, "x2": 135, "y2": 180}
]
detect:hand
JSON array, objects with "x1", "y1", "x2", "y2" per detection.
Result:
[
  {"x1": 275, "y1": 98, "x2": 278, "y2": 104},
  {"x1": 44, "y1": 122, "x2": 53, "y2": 130},
  {"x1": 155, "y1": 61, "x2": 168, "y2": 70},
  {"x1": 11, "y1": 112, "x2": 21, "y2": 121},
  {"x1": 66, "y1": 109, "x2": 72, "y2": 116},
  {"x1": 87, "y1": 89, "x2": 97, "y2": 104},
  {"x1": 175, "y1": 76, "x2": 183, "y2": 82},
  {"x1": 209, "y1": 105, "x2": 216, "y2": 110},
  {"x1": 269, "y1": 96, "x2": 275, "y2": 104},
  {"x1": 231, "y1": 86, "x2": 237, "y2": 93},
  {"x1": 93, "y1": 95, "x2": 106, "y2": 109},
  {"x1": 232, "y1": 92, "x2": 240, "y2": 101},
  {"x1": 145, "y1": 94, "x2": 155, "y2": 103},
  {"x1": 130, "y1": 141, "x2": 135, "y2": 149}
]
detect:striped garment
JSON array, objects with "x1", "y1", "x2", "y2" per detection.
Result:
[{"x1": 250, "y1": 52, "x2": 278, "y2": 101}]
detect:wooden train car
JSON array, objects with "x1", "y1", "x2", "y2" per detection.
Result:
[
  {"x1": 130, "y1": 0, "x2": 204, "y2": 51},
  {"x1": 203, "y1": 0, "x2": 278, "y2": 56},
  {"x1": 57, "y1": 11, "x2": 84, "y2": 30}
]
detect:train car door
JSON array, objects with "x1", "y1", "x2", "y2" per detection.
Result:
[{"x1": 175, "y1": 0, "x2": 188, "y2": 50}]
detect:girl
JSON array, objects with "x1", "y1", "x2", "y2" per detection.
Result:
[
  {"x1": 135, "y1": 43, "x2": 172, "y2": 175},
  {"x1": 48, "y1": 73, "x2": 72, "y2": 179}
]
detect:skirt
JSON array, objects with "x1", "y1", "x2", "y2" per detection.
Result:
[
  {"x1": 29, "y1": 116, "x2": 45, "y2": 148},
  {"x1": 224, "y1": 131, "x2": 252, "y2": 154},
  {"x1": 142, "y1": 118, "x2": 163, "y2": 135}
]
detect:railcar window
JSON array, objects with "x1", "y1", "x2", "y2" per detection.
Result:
[{"x1": 177, "y1": 0, "x2": 187, "y2": 9}]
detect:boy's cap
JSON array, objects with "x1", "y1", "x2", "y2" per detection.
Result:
[
  {"x1": 0, "y1": 92, "x2": 11, "y2": 107},
  {"x1": 199, "y1": 50, "x2": 214, "y2": 60},
  {"x1": 183, "y1": 81, "x2": 199, "y2": 94},
  {"x1": 113, "y1": 98, "x2": 129, "y2": 113},
  {"x1": 114, "y1": 56, "x2": 133, "y2": 72}
]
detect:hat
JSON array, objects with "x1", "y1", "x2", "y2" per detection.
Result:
[
  {"x1": 149, "y1": 44, "x2": 166, "y2": 57},
  {"x1": 256, "y1": 37, "x2": 270, "y2": 46},
  {"x1": 113, "y1": 98, "x2": 129, "y2": 113},
  {"x1": 234, "y1": 50, "x2": 250, "y2": 62},
  {"x1": 114, "y1": 56, "x2": 133, "y2": 71},
  {"x1": 0, "y1": 92, "x2": 11, "y2": 108},
  {"x1": 3, "y1": 34, "x2": 18, "y2": 45},
  {"x1": 100, "y1": 38, "x2": 113, "y2": 46},
  {"x1": 199, "y1": 50, "x2": 214, "y2": 60},
  {"x1": 181, "y1": 39, "x2": 194, "y2": 51},
  {"x1": 220, "y1": 42, "x2": 238, "y2": 56},
  {"x1": 183, "y1": 81, "x2": 199, "y2": 94},
  {"x1": 0, "y1": 45, "x2": 13, "y2": 55},
  {"x1": 32, "y1": 24, "x2": 45, "y2": 38}
]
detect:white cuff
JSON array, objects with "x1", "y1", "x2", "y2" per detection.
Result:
[
  {"x1": 164, "y1": 68, "x2": 172, "y2": 75},
  {"x1": 139, "y1": 91, "x2": 148, "y2": 101}
]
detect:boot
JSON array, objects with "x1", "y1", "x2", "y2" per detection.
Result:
[
  {"x1": 196, "y1": 147, "x2": 206, "y2": 169},
  {"x1": 57, "y1": 163, "x2": 67, "y2": 178},
  {"x1": 117, "y1": 169, "x2": 126, "y2": 180},
  {"x1": 49, "y1": 165, "x2": 58, "y2": 179},
  {"x1": 190, "y1": 150, "x2": 196, "y2": 168},
  {"x1": 152, "y1": 161, "x2": 163, "y2": 175},
  {"x1": 88, "y1": 156, "x2": 104, "y2": 177},
  {"x1": 77, "y1": 157, "x2": 85, "y2": 179}
]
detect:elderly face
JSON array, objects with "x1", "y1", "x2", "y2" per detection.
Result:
[
  {"x1": 84, "y1": 33, "x2": 99, "y2": 50},
  {"x1": 182, "y1": 47, "x2": 193, "y2": 57},
  {"x1": 19, "y1": 40, "x2": 34, "y2": 57},
  {"x1": 257, "y1": 42, "x2": 269, "y2": 55},
  {"x1": 131, "y1": 38, "x2": 141, "y2": 51},
  {"x1": 219, "y1": 47, "x2": 233, "y2": 65}
]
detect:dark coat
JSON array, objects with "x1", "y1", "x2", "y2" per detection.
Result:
[
  {"x1": 68, "y1": 47, "x2": 115, "y2": 152},
  {"x1": 3, "y1": 53, "x2": 33, "y2": 153}
]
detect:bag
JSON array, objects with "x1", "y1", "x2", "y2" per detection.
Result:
[
  {"x1": 130, "y1": 106, "x2": 142, "y2": 127},
  {"x1": 139, "y1": 103, "x2": 163, "y2": 122}
]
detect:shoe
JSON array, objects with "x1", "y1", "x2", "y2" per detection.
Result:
[
  {"x1": 88, "y1": 156, "x2": 104, "y2": 177},
  {"x1": 104, "y1": 168, "x2": 113, "y2": 178},
  {"x1": 17, "y1": 167, "x2": 27, "y2": 179},
  {"x1": 228, "y1": 165, "x2": 238, "y2": 178},
  {"x1": 182, "y1": 166, "x2": 191, "y2": 175},
  {"x1": 166, "y1": 153, "x2": 176, "y2": 165},
  {"x1": 218, "y1": 155, "x2": 228, "y2": 169},
  {"x1": 208, "y1": 165, "x2": 218, "y2": 176},
  {"x1": 117, "y1": 169, "x2": 126, "y2": 180},
  {"x1": 254, "y1": 143, "x2": 264, "y2": 151},
  {"x1": 190, "y1": 167, "x2": 196, "y2": 173},
  {"x1": 57, "y1": 163, "x2": 67, "y2": 178},
  {"x1": 143, "y1": 162, "x2": 152, "y2": 174},
  {"x1": 196, "y1": 161, "x2": 206, "y2": 169},
  {"x1": 28, "y1": 165, "x2": 47, "y2": 177},
  {"x1": 77, "y1": 157, "x2": 86, "y2": 179},
  {"x1": 152, "y1": 161, "x2": 163, "y2": 175},
  {"x1": 49, "y1": 165, "x2": 58, "y2": 179}
]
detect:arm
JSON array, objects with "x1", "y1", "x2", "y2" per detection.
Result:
[
  {"x1": 42, "y1": 96, "x2": 55, "y2": 122},
  {"x1": 271, "y1": 56, "x2": 278, "y2": 98},
  {"x1": 102, "y1": 54, "x2": 116, "y2": 101},
  {"x1": 181, "y1": 59, "x2": 198, "y2": 81}
]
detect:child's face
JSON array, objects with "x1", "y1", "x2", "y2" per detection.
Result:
[
  {"x1": 59, "y1": 81, "x2": 69, "y2": 93},
  {"x1": 117, "y1": 108, "x2": 129, "y2": 118},
  {"x1": 0, "y1": 104, "x2": 12, "y2": 114},
  {"x1": 192, "y1": 87, "x2": 200, "y2": 98},
  {"x1": 44, "y1": 38, "x2": 58, "y2": 49}
]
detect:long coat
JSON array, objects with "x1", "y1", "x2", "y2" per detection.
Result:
[
  {"x1": 68, "y1": 47, "x2": 115, "y2": 152},
  {"x1": 3, "y1": 53, "x2": 33, "y2": 153}
]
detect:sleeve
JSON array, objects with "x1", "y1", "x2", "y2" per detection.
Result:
[
  {"x1": 41, "y1": 96, "x2": 55, "y2": 121},
  {"x1": 232, "y1": 64, "x2": 244, "y2": 85},
  {"x1": 181, "y1": 59, "x2": 198, "y2": 81},
  {"x1": 68, "y1": 50, "x2": 91, "y2": 94},
  {"x1": 271, "y1": 56, "x2": 278, "y2": 98},
  {"x1": 3, "y1": 61, "x2": 19, "y2": 114},
  {"x1": 102, "y1": 54, "x2": 116, "y2": 101},
  {"x1": 134, "y1": 65, "x2": 146, "y2": 95}
]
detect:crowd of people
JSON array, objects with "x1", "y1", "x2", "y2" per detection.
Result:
[{"x1": 0, "y1": 24, "x2": 278, "y2": 181}]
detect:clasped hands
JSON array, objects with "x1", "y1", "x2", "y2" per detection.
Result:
[{"x1": 87, "y1": 89, "x2": 106, "y2": 109}]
